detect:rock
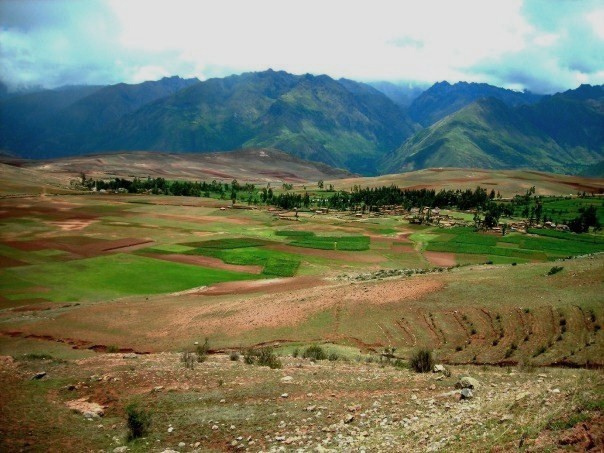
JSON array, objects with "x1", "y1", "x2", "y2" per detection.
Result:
[
  {"x1": 122, "y1": 353, "x2": 137, "y2": 359},
  {"x1": 515, "y1": 391, "x2": 530, "y2": 401},
  {"x1": 344, "y1": 414, "x2": 355, "y2": 424},
  {"x1": 280, "y1": 376, "x2": 293, "y2": 383},
  {"x1": 455, "y1": 376, "x2": 480, "y2": 390},
  {"x1": 429, "y1": 384, "x2": 436, "y2": 390},
  {"x1": 113, "y1": 447, "x2": 128, "y2": 453},
  {"x1": 153, "y1": 386, "x2": 164, "y2": 392},
  {"x1": 65, "y1": 398, "x2": 104, "y2": 418},
  {"x1": 168, "y1": 426, "x2": 174, "y2": 433},
  {"x1": 160, "y1": 450, "x2": 179, "y2": 453},
  {"x1": 281, "y1": 393, "x2": 289, "y2": 398},
  {"x1": 347, "y1": 404, "x2": 361, "y2": 412},
  {"x1": 433, "y1": 364, "x2": 446, "y2": 373},
  {"x1": 460, "y1": 388, "x2": 473, "y2": 400},
  {"x1": 212, "y1": 425, "x2": 219, "y2": 430},
  {"x1": 31, "y1": 371, "x2": 46, "y2": 380},
  {"x1": 551, "y1": 388, "x2": 561, "y2": 394},
  {"x1": 306, "y1": 405, "x2": 316, "y2": 412},
  {"x1": 178, "y1": 441, "x2": 186, "y2": 448}
]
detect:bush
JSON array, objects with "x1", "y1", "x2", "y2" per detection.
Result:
[
  {"x1": 292, "y1": 348, "x2": 299, "y2": 358},
  {"x1": 243, "y1": 349, "x2": 255, "y2": 365},
  {"x1": 181, "y1": 351, "x2": 195, "y2": 369},
  {"x1": 303, "y1": 345, "x2": 327, "y2": 361},
  {"x1": 229, "y1": 351, "x2": 239, "y2": 361},
  {"x1": 547, "y1": 266, "x2": 564, "y2": 276},
  {"x1": 126, "y1": 404, "x2": 151, "y2": 440},
  {"x1": 256, "y1": 347, "x2": 282, "y2": 369},
  {"x1": 107, "y1": 345, "x2": 119, "y2": 353},
  {"x1": 455, "y1": 345, "x2": 463, "y2": 352},
  {"x1": 196, "y1": 338, "x2": 210, "y2": 363},
  {"x1": 492, "y1": 339, "x2": 499, "y2": 346},
  {"x1": 328, "y1": 352, "x2": 339, "y2": 362},
  {"x1": 409, "y1": 348, "x2": 434, "y2": 373}
]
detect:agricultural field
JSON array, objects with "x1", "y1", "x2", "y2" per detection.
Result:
[{"x1": 1, "y1": 166, "x2": 603, "y2": 452}]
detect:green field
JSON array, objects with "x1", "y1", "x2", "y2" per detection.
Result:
[
  {"x1": 284, "y1": 232, "x2": 370, "y2": 251},
  {"x1": 182, "y1": 239, "x2": 301, "y2": 277},
  {"x1": 421, "y1": 227, "x2": 604, "y2": 262},
  {"x1": 1, "y1": 253, "x2": 259, "y2": 302}
]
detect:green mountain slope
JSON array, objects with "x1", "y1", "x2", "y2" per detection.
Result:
[
  {"x1": 381, "y1": 97, "x2": 599, "y2": 174},
  {"x1": 408, "y1": 81, "x2": 542, "y2": 127},
  {"x1": 92, "y1": 71, "x2": 418, "y2": 175}
]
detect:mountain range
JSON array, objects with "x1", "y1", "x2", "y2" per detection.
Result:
[{"x1": 1, "y1": 70, "x2": 602, "y2": 176}]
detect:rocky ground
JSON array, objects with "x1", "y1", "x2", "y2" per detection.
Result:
[{"x1": 1, "y1": 350, "x2": 602, "y2": 452}]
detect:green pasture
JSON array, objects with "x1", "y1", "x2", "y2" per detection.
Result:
[
  {"x1": 182, "y1": 239, "x2": 301, "y2": 277},
  {"x1": 0, "y1": 253, "x2": 259, "y2": 303},
  {"x1": 421, "y1": 226, "x2": 604, "y2": 261},
  {"x1": 284, "y1": 232, "x2": 370, "y2": 251}
]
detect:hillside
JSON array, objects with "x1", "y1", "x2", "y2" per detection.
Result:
[
  {"x1": 408, "y1": 81, "x2": 542, "y2": 127},
  {"x1": 0, "y1": 70, "x2": 418, "y2": 175},
  {"x1": 91, "y1": 71, "x2": 418, "y2": 175},
  {"x1": 382, "y1": 93, "x2": 604, "y2": 174},
  {"x1": 8, "y1": 149, "x2": 353, "y2": 188}
]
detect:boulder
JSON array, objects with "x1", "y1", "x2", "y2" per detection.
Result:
[
  {"x1": 65, "y1": 398, "x2": 104, "y2": 418},
  {"x1": 455, "y1": 376, "x2": 480, "y2": 389},
  {"x1": 31, "y1": 371, "x2": 46, "y2": 380},
  {"x1": 460, "y1": 388, "x2": 473, "y2": 400},
  {"x1": 433, "y1": 364, "x2": 446, "y2": 373}
]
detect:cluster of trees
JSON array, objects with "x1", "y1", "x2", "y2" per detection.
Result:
[
  {"x1": 326, "y1": 186, "x2": 498, "y2": 212},
  {"x1": 567, "y1": 206, "x2": 601, "y2": 233},
  {"x1": 83, "y1": 175, "x2": 600, "y2": 233}
]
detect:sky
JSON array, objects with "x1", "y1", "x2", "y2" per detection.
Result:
[{"x1": 0, "y1": 0, "x2": 603, "y2": 94}]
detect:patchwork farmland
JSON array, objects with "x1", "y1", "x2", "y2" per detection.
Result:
[{"x1": 0, "y1": 164, "x2": 603, "y2": 452}]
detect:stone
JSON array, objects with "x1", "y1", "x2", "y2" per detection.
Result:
[
  {"x1": 281, "y1": 393, "x2": 289, "y2": 398},
  {"x1": 113, "y1": 447, "x2": 128, "y2": 453},
  {"x1": 344, "y1": 414, "x2": 355, "y2": 424},
  {"x1": 178, "y1": 442, "x2": 186, "y2": 448},
  {"x1": 31, "y1": 371, "x2": 46, "y2": 380},
  {"x1": 168, "y1": 426, "x2": 174, "y2": 433},
  {"x1": 122, "y1": 353, "x2": 137, "y2": 359},
  {"x1": 433, "y1": 364, "x2": 446, "y2": 373},
  {"x1": 280, "y1": 376, "x2": 293, "y2": 383},
  {"x1": 460, "y1": 388, "x2": 473, "y2": 400},
  {"x1": 455, "y1": 376, "x2": 480, "y2": 390},
  {"x1": 65, "y1": 398, "x2": 104, "y2": 418}
]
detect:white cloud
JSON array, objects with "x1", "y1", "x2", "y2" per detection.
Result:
[{"x1": 0, "y1": 0, "x2": 602, "y2": 92}]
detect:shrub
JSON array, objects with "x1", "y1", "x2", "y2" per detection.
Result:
[
  {"x1": 492, "y1": 339, "x2": 499, "y2": 346},
  {"x1": 512, "y1": 262, "x2": 517, "y2": 266},
  {"x1": 455, "y1": 345, "x2": 463, "y2": 352},
  {"x1": 303, "y1": 345, "x2": 327, "y2": 361},
  {"x1": 126, "y1": 404, "x2": 151, "y2": 440},
  {"x1": 595, "y1": 324, "x2": 601, "y2": 332},
  {"x1": 292, "y1": 348, "x2": 299, "y2": 358},
  {"x1": 470, "y1": 328, "x2": 477, "y2": 335},
  {"x1": 243, "y1": 349, "x2": 255, "y2": 365},
  {"x1": 196, "y1": 338, "x2": 210, "y2": 363},
  {"x1": 181, "y1": 351, "x2": 195, "y2": 369},
  {"x1": 328, "y1": 352, "x2": 339, "y2": 362},
  {"x1": 229, "y1": 351, "x2": 239, "y2": 361},
  {"x1": 107, "y1": 345, "x2": 119, "y2": 353},
  {"x1": 547, "y1": 266, "x2": 564, "y2": 276},
  {"x1": 409, "y1": 349, "x2": 434, "y2": 373},
  {"x1": 256, "y1": 347, "x2": 282, "y2": 369},
  {"x1": 524, "y1": 308, "x2": 530, "y2": 314}
]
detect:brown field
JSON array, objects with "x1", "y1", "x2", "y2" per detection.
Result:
[{"x1": 330, "y1": 167, "x2": 604, "y2": 197}]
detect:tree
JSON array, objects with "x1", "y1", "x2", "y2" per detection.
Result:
[{"x1": 317, "y1": 180, "x2": 324, "y2": 189}]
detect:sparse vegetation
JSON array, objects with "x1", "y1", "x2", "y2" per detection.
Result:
[
  {"x1": 303, "y1": 345, "x2": 327, "y2": 361},
  {"x1": 126, "y1": 403, "x2": 151, "y2": 440},
  {"x1": 196, "y1": 338, "x2": 210, "y2": 363},
  {"x1": 409, "y1": 348, "x2": 434, "y2": 373},
  {"x1": 547, "y1": 266, "x2": 564, "y2": 276},
  {"x1": 181, "y1": 351, "x2": 195, "y2": 369},
  {"x1": 229, "y1": 351, "x2": 239, "y2": 361}
]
